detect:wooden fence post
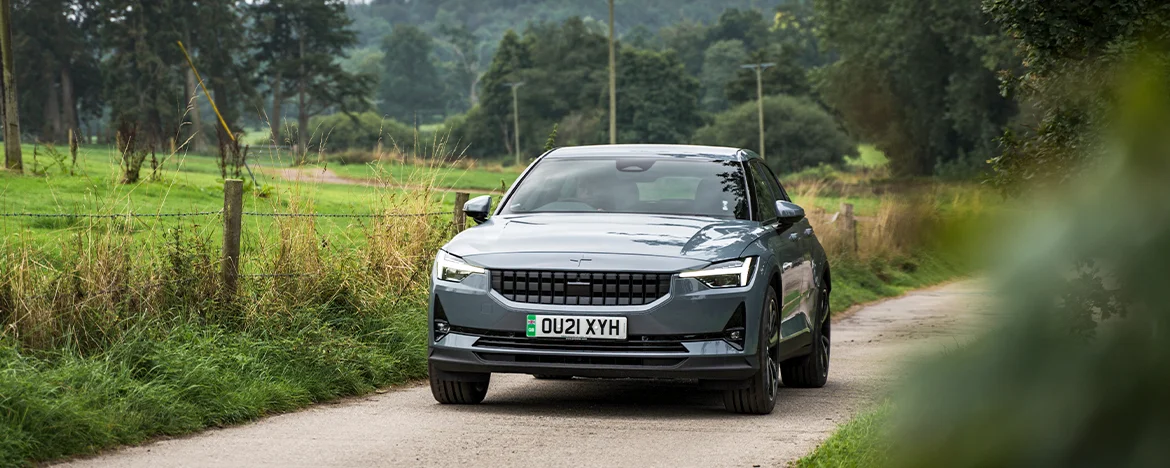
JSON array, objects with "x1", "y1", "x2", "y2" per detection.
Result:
[
  {"x1": 453, "y1": 191, "x2": 469, "y2": 232},
  {"x1": 222, "y1": 179, "x2": 243, "y2": 300},
  {"x1": 840, "y1": 203, "x2": 857, "y2": 254}
]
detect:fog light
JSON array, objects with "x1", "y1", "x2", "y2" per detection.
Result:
[
  {"x1": 728, "y1": 329, "x2": 742, "y2": 341},
  {"x1": 434, "y1": 320, "x2": 451, "y2": 340}
]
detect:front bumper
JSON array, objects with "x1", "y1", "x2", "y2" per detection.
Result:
[
  {"x1": 427, "y1": 265, "x2": 769, "y2": 381},
  {"x1": 429, "y1": 340, "x2": 758, "y2": 380}
]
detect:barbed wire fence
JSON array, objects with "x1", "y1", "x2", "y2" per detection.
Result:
[{"x1": 1, "y1": 180, "x2": 468, "y2": 297}]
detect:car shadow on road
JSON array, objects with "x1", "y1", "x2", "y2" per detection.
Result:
[{"x1": 446, "y1": 377, "x2": 854, "y2": 420}]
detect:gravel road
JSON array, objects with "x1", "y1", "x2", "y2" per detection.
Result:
[{"x1": 59, "y1": 281, "x2": 988, "y2": 468}]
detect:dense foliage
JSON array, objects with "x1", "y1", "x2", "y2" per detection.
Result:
[
  {"x1": 814, "y1": 0, "x2": 1019, "y2": 176},
  {"x1": 9, "y1": 0, "x2": 372, "y2": 157},
  {"x1": 308, "y1": 112, "x2": 414, "y2": 154},
  {"x1": 982, "y1": 0, "x2": 1170, "y2": 189},
  {"x1": 692, "y1": 95, "x2": 857, "y2": 173}
]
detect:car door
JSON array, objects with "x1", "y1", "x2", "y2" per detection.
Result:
[
  {"x1": 747, "y1": 161, "x2": 806, "y2": 339},
  {"x1": 756, "y1": 163, "x2": 817, "y2": 319}
]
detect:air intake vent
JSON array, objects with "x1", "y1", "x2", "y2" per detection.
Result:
[{"x1": 491, "y1": 270, "x2": 671, "y2": 306}]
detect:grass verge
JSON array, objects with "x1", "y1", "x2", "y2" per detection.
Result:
[
  {"x1": 0, "y1": 296, "x2": 428, "y2": 466},
  {"x1": 795, "y1": 404, "x2": 892, "y2": 468}
]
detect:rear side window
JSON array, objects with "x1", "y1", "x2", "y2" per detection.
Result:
[{"x1": 757, "y1": 162, "x2": 791, "y2": 201}]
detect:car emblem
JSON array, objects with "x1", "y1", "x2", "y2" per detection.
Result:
[{"x1": 569, "y1": 257, "x2": 592, "y2": 267}]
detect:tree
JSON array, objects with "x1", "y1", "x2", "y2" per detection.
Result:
[
  {"x1": 724, "y1": 46, "x2": 810, "y2": 105},
  {"x1": 379, "y1": 24, "x2": 444, "y2": 123},
  {"x1": 187, "y1": 0, "x2": 256, "y2": 146},
  {"x1": 658, "y1": 19, "x2": 709, "y2": 76},
  {"x1": 982, "y1": 0, "x2": 1170, "y2": 188},
  {"x1": 12, "y1": 0, "x2": 100, "y2": 145},
  {"x1": 610, "y1": 48, "x2": 703, "y2": 144},
  {"x1": 467, "y1": 29, "x2": 530, "y2": 157},
  {"x1": 251, "y1": 0, "x2": 373, "y2": 154},
  {"x1": 99, "y1": 0, "x2": 188, "y2": 152},
  {"x1": 814, "y1": 0, "x2": 1018, "y2": 176},
  {"x1": 435, "y1": 22, "x2": 486, "y2": 109},
  {"x1": 699, "y1": 39, "x2": 748, "y2": 112},
  {"x1": 706, "y1": 8, "x2": 771, "y2": 52},
  {"x1": 692, "y1": 95, "x2": 858, "y2": 173}
]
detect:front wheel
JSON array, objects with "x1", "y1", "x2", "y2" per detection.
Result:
[
  {"x1": 723, "y1": 285, "x2": 780, "y2": 414},
  {"x1": 429, "y1": 364, "x2": 490, "y2": 404}
]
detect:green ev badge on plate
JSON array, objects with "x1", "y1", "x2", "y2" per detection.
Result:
[{"x1": 526, "y1": 314, "x2": 537, "y2": 337}]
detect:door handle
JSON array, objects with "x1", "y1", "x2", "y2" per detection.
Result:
[
  {"x1": 789, "y1": 233, "x2": 800, "y2": 241},
  {"x1": 804, "y1": 228, "x2": 813, "y2": 236}
]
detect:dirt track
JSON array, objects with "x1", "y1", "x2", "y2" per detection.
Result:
[{"x1": 59, "y1": 281, "x2": 988, "y2": 468}]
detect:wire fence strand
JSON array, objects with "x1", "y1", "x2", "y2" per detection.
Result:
[
  {"x1": 1, "y1": 210, "x2": 448, "y2": 220},
  {"x1": 242, "y1": 211, "x2": 448, "y2": 218},
  {"x1": 0, "y1": 211, "x2": 223, "y2": 219}
]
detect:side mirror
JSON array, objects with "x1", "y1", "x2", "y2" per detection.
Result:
[
  {"x1": 775, "y1": 200, "x2": 805, "y2": 224},
  {"x1": 464, "y1": 195, "x2": 492, "y2": 224}
]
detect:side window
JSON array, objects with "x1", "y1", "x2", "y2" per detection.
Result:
[
  {"x1": 748, "y1": 161, "x2": 779, "y2": 223},
  {"x1": 758, "y1": 163, "x2": 791, "y2": 202}
]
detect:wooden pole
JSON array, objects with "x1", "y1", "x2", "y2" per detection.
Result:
[
  {"x1": 453, "y1": 192, "x2": 469, "y2": 232},
  {"x1": 222, "y1": 180, "x2": 244, "y2": 300},
  {"x1": 840, "y1": 203, "x2": 857, "y2": 254},
  {"x1": 608, "y1": 0, "x2": 617, "y2": 145},
  {"x1": 511, "y1": 84, "x2": 521, "y2": 166},
  {"x1": 0, "y1": 0, "x2": 21, "y2": 172},
  {"x1": 755, "y1": 65, "x2": 765, "y2": 161}
]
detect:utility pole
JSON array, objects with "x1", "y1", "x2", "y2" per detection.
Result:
[
  {"x1": 741, "y1": 62, "x2": 775, "y2": 161},
  {"x1": 505, "y1": 82, "x2": 524, "y2": 166},
  {"x1": 607, "y1": 0, "x2": 616, "y2": 145},
  {"x1": 0, "y1": 0, "x2": 21, "y2": 173}
]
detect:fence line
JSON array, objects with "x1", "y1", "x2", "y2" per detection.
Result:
[
  {"x1": 6, "y1": 182, "x2": 474, "y2": 302},
  {"x1": 0, "y1": 210, "x2": 449, "y2": 220},
  {"x1": 0, "y1": 211, "x2": 223, "y2": 219}
]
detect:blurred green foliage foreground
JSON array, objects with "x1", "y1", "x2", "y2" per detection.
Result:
[{"x1": 872, "y1": 58, "x2": 1170, "y2": 467}]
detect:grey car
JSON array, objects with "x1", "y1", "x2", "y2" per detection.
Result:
[{"x1": 428, "y1": 144, "x2": 831, "y2": 414}]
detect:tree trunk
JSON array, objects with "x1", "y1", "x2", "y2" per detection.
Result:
[
  {"x1": 43, "y1": 64, "x2": 60, "y2": 143},
  {"x1": 186, "y1": 68, "x2": 206, "y2": 152},
  {"x1": 0, "y1": 0, "x2": 21, "y2": 172},
  {"x1": 500, "y1": 120, "x2": 512, "y2": 156},
  {"x1": 60, "y1": 65, "x2": 77, "y2": 144},
  {"x1": 468, "y1": 74, "x2": 480, "y2": 107},
  {"x1": 270, "y1": 71, "x2": 283, "y2": 146}
]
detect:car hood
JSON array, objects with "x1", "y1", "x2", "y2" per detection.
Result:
[{"x1": 444, "y1": 213, "x2": 760, "y2": 269}]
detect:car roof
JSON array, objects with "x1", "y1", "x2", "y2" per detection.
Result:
[{"x1": 544, "y1": 144, "x2": 757, "y2": 162}]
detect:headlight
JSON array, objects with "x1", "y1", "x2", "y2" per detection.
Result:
[
  {"x1": 434, "y1": 250, "x2": 486, "y2": 283},
  {"x1": 679, "y1": 257, "x2": 755, "y2": 288}
]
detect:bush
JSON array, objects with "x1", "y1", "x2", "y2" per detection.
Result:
[
  {"x1": 302, "y1": 112, "x2": 416, "y2": 153},
  {"x1": 692, "y1": 95, "x2": 858, "y2": 174}
]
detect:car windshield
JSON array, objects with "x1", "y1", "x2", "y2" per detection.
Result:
[{"x1": 500, "y1": 157, "x2": 750, "y2": 220}]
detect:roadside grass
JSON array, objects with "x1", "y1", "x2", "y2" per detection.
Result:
[
  {"x1": 795, "y1": 404, "x2": 892, "y2": 468},
  {"x1": 0, "y1": 296, "x2": 429, "y2": 466}
]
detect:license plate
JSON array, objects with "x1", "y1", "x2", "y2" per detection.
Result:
[{"x1": 526, "y1": 314, "x2": 627, "y2": 340}]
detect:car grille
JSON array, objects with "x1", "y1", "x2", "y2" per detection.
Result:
[{"x1": 490, "y1": 270, "x2": 672, "y2": 305}]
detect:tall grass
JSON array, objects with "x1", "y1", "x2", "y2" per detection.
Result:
[
  {"x1": 0, "y1": 141, "x2": 457, "y2": 465},
  {"x1": 792, "y1": 180, "x2": 987, "y2": 313}
]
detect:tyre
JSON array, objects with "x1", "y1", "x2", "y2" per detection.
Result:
[
  {"x1": 533, "y1": 374, "x2": 573, "y2": 380},
  {"x1": 429, "y1": 364, "x2": 490, "y2": 404},
  {"x1": 781, "y1": 282, "x2": 830, "y2": 388},
  {"x1": 724, "y1": 285, "x2": 781, "y2": 414}
]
